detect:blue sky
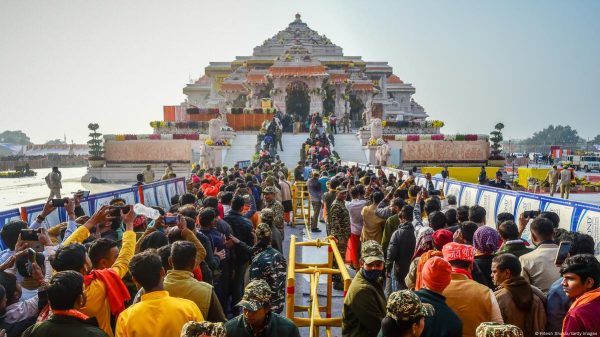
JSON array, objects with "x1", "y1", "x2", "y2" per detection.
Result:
[{"x1": 0, "y1": 0, "x2": 598, "y2": 143}]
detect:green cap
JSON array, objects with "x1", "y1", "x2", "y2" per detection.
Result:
[
  {"x1": 476, "y1": 323, "x2": 524, "y2": 337},
  {"x1": 237, "y1": 279, "x2": 272, "y2": 312},
  {"x1": 335, "y1": 186, "x2": 347, "y2": 193},
  {"x1": 263, "y1": 186, "x2": 277, "y2": 194},
  {"x1": 181, "y1": 321, "x2": 226, "y2": 337},
  {"x1": 256, "y1": 223, "x2": 272, "y2": 240},
  {"x1": 386, "y1": 290, "x2": 435, "y2": 322},
  {"x1": 260, "y1": 208, "x2": 274, "y2": 222},
  {"x1": 361, "y1": 240, "x2": 384, "y2": 264}
]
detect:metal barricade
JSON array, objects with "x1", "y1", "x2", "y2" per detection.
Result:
[
  {"x1": 286, "y1": 235, "x2": 352, "y2": 337},
  {"x1": 291, "y1": 181, "x2": 311, "y2": 234}
]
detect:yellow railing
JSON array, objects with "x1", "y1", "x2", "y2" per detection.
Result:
[
  {"x1": 286, "y1": 235, "x2": 352, "y2": 337},
  {"x1": 291, "y1": 181, "x2": 312, "y2": 238}
]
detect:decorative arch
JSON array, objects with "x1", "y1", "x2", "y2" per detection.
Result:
[{"x1": 285, "y1": 81, "x2": 310, "y2": 121}]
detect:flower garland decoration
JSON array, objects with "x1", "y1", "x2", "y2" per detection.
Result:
[
  {"x1": 376, "y1": 138, "x2": 385, "y2": 146},
  {"x1": 204, "y1": 139, "x2": 214, "y2": 146},
  {"x1": 381, "y1": 120, "x2": 387, "y2": 128},
  {"x1": 368, "y1": 137, "x2": 378, "y2": 146},
  {"x1": 431, "y1": 120, "x2": 445, "y2": 128}
]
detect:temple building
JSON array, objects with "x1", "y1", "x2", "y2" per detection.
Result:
[{"x1": 167, "y1": 13, "x2": 428, "y2": 128}]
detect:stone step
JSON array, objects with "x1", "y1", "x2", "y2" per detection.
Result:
[{"x1": 223, "y1": 132, "x2": 366, "y2": 168}]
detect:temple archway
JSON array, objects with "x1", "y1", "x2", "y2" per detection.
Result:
[
  {"x1": 349, "y1": 94, "x2": 365, "y2": 127},
  {"x1": 285, "y1": 81, "x2": 310, "y2": 122}
]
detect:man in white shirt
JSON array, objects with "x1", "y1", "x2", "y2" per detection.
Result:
[
  {"x1": 519, "y1": 217, "x2": 560, "y2": 293},
  {"x1": 345, "y1": 187, "x2": 368, "y2": 240}
]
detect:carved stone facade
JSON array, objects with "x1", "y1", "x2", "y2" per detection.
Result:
[{"x1": 174, "y1": 13, "x2": 430, "y2": 126}]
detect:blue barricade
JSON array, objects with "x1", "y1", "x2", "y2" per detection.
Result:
[
  {"x1": 0, "y1": 177, "x2": 187, "y2": 249},
  {"x1": 346, "y1": 162, "x2": 600, "y2": 254}
]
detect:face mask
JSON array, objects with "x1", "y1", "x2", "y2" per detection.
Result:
[{"x1": 362, "y1": 269, "x2": 384, "y2": 283}]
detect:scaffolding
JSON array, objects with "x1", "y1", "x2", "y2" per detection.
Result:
[{"x1": 286, "y1": 235, "x2": 352, "y2": 337}]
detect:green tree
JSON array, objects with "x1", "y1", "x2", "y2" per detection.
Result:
[
  {"x1": 489, "y1": 122, "x2": 505, "y2": 159},
  {"x1": 0, "y1": 130, "x2": 33, "y2": 145},
  {"x1": 87, "y1": 123, "x2": 104, "y2": 159},
  {"x1": 522, "y1": 125, "x2": 584, "y2": 152}
]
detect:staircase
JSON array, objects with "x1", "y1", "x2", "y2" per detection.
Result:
[
  {"x1": 331, "y1": 133, "x2": 367, "y2": 163},
  {"x1": 222, "y1": 134, "x2": 257, "y2": 167},
  {"x1": 223, "y1": 132, "x2": 366, "y2": 168}
]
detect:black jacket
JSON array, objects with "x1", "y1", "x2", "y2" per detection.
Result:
[
  {"x1": 474, "y1": 254, "x2": 495, "y2": 289},
  {"x1": 224, "y1": 210, "x2": 255, "y2": 266},
  {"x1": 225, "y1": 313, "x2": 300, "y2": 337},
  {"x1": 386, "y1": 222, "x2": 416, "y2": 290},
  {"x1": 415, "y1": 289, "x2": 462, "y2": 337},
  {"x1": 22, "y1": 315, "x2": 107, "y2": 337}
]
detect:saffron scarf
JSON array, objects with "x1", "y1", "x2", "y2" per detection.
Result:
[
  {"x1": 84, "y1": 268, "x2": 131, "y2": 317},
  {"x1": 415, "y1": 250, "x2": 443, "y2": 290},
  {"x1": 53, "y1": 309, "x2": 90, "y2": 321},
  {"x1": 562, "y1": 288, "x2": 600, "y2": 334},
  {"x1": 451, "y1": 267, "x2": 472, "y2": 279}
]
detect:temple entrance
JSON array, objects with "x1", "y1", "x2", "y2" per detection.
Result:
[
  {"x1": 349, "y1": 95, "x2": 365, "y2": 128},
  {"x1": 285, "y1": 81, "x2": 310, "y2": 124}
]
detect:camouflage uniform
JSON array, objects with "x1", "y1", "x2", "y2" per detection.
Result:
[
  {"x1": 227, "y1": 279, "x2": 300, "y2": 337},
  {"x1": 475, "y1": 323, "x2": 524, "y2": 337},
  {"x1": 330, "y1": 197, "x2": 351, "y2": 256},
  {"x1": 259, "y1": 208, "x2": 283, "y2": 253},
  {"x1": 181, "y1": 321, "x2": 226, "y2": 337},
  {"x1": 386, "y1": 290, "x2": 435, "y2": 322},
  {"x1": 263, "y1": 186, "x2": 285, "y2": 233},
  {"x1": 237, "y1": 279, "x2": 273, "y2": 312},
  {"x1": 249, "y1": 223, "x2": 287, "y2": 314}
]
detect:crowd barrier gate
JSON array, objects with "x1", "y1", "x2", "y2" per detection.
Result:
[
  {"x1": 291, "y1": 182, "x2": 312, "y2": 237},
  {"x1": 286, "y1": 235, "x2": 352, "y2": 337}
]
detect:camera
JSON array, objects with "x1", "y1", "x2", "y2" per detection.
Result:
[
  {"x1": 164, "y1": 215, "x2": 179, "y2": 226},
  {"x1": 20, "y1": 228, "x2": 41, "y2": 241},
  {"x1": 51, "y1": 199, "x2": 66, "y2": 207},
  {"x1": 523, "y1": 210, "x2": 540, "y2": 219}
]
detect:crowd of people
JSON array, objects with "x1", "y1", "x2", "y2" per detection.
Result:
[
  {"x1": 297, "y1": 163, "x2": 599, "y2": 336},
  {"x1": 5, "y1": 153, "x2": 600, "y2": 337}
]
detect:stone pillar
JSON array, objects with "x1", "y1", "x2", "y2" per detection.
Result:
[
  {"x1": 334, "y1": 85, "x2": 344, "y2": 117},
  {"x1": 309, "y1": 92, "x2": 323, "y2": 115}
]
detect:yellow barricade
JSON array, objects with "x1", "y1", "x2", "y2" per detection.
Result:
[
  {"x1": 517, "y1": 167, "x2": 550, "y2": 188},
  {"x1": 286, "y1": 235, "x2": 352, "y2": 337},
  {"x1": 291, "y1": 181, "x2": 312, "y2": 236},
  {"x1": 421, "y1": 166, "x2": 502, "y2": 184}
]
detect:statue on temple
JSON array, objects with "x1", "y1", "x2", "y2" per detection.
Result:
[
  {"x1": 208, "y1": 118, "x2": 223, "y2": 142},
  {"x1": 199, "y1": 143, "x2": 209, "y2": 169},
  {"x1": 370, "y1": 118, "x2": 383, "y2": 140},
  {"x1": 376, "y1": 143, "x2": 391, "y2": 166}
]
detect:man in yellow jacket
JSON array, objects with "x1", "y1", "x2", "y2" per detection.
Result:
[
  {"x1": 56, "y1": 205, "x2": 137, "y2": 337},
  {"x1": 116, "y1": 250, "x2": 204, "y2": 337}
]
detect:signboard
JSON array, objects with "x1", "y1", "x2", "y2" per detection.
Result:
[{"x1": 261, "y1": 98, "x2": 272, "y2": 109}]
